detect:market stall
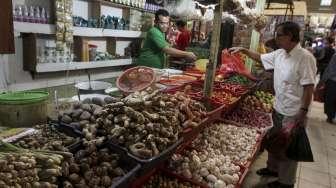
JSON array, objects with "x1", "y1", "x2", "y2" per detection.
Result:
[
  {"x1": 0, "y1": 0, "x2": 276, "y2": 188},
  {"x1": 0, "y1": 69, "x2": 275, "y2": 188}
]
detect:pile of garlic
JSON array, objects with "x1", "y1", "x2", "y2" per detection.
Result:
[
  {"x1": 170, "y1": 149, "x2": 240, "y2": 188},
  {"x1": 194, "y1": 123, "x2": 260, "y2": 165}
]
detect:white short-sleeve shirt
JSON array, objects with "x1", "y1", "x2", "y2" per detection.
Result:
[{"x1": 261, "y1": 44, "x2": 317, "y2": 116}]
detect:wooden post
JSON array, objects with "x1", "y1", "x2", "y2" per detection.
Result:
[
  {"x1": 0, "y1": 0, "x2": 15, "y2": 54},
  {"x1": 246, "y1": 0, "x2": 266, "y2": 71},
  {"x1": 204, "y1": 0, "x2": 224, "y2": 98}
]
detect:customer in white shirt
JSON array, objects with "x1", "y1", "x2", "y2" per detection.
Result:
[{"x1": 230, "y1": 21, "x2": 317, "y2": 188}]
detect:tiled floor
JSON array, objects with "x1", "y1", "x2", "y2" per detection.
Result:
[{"x1": 242, "y1": 102, "x2": 336, "y2": 188}]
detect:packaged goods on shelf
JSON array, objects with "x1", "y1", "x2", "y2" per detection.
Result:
[{"x1": 13, "y1": 5, "x2": 50, "y2": 24}]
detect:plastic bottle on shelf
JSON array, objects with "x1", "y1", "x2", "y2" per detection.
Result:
[
  {"x1": 46, "y1": 10, "x2": 50, "y2": 24},
  {"x1": 35, "y1": 6, "x2": 41, "y2": 23},
  {"x1": 141, "y1": 0, "x2": 146, "y2": 9},
  {"x1": 144, "y1": 2, "x2": 148, "y2": 11},
  {"x1": 149, "y1": 4, "x2": 153, "y2": 12},
  {"x1": 28, "y1": 6, "x2": 35, "y2": 23},
  {"x1": 23, "y1": 5, "x2": 29, "y2": 22},
  {"x1": 12, "y1": 6, "x2": 17, "y2": 21},
  {"x1": 41, "y1": 8, "x2": 47, "y2": 24}
]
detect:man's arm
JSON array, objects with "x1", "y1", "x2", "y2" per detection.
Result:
[
  {"x1": 229, "y1": 47, "x2": 262, "y2": 63},
  {"x1": 163, "y1": 47, "x2": 196, "y2": 61},
  {"x1": 301, "y1": 84, "x2": 315, "y2": 109},
  {"x1": 296, "y1": 84, "x2": 314, "y2": 125}
]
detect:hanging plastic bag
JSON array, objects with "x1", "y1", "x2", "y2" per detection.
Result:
[
  {"x1": 219, "y1": 49, "x2": 256, "y2": 80},
  {"x1": 262, "y1": 121, "x2": 297, "y2": 155},
  {"x1": 314, "y1": 82, "x2": 325, "y2": 103},
  {"x1": 286, "y1": 127, "x2": 314, "y2": 162}
]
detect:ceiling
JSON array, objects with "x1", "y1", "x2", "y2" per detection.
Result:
[
  {"x1": 304, "y1": 0, "x2": 336, "y2": 13},
  {"x1": 194, "y1": 0, "x2": 336, "y2": 14}
]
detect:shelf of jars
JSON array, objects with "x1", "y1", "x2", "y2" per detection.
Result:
[
  {"x1": 14, "y1": 21, "x2": 145, "y2": 38},
  {"x1": 92, "y1": 0, "x2": 162, "y2": 13},
  {"x1": 35, "y1": 58, "x2": 133, "y2": 73}
]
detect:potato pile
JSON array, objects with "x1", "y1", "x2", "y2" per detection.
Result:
[
  {"x1": 61, "y1": 146, "x2": 129, "y2": 188},
  {"x1": 13, "y1": 124, "x2": 79, "y2": 152},
  {"x1": 143, "y1": 172, "x2": 201, "y2": 188},
  {"x1": 193, "y1": 123, "x2": 260, "y2": 165},
  {"x1": 58, "y1": 97, "x2": 119, "y2": 130}
]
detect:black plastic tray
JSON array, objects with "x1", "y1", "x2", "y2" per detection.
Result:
[
  {"x1": 108, "y1": 137, "x2": 184, "y2": 175},
  {"x1": 49, "y1": 122, "x2": 83, "y2": 152},
  {"x1": 61, "y1": 142, "x2": 141, "y2": 188},
  {"x1": 51, "y1": 121, "x2": 83, "y2": 137},
  {"x1": 9, "y1": 123, "x2": 82, "y2": 152}
]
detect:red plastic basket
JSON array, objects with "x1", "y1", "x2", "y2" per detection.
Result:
[{"x1": 116, "y1": 66, "x2": 155, "y2": 93}]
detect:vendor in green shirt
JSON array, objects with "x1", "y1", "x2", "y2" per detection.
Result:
[{"x1": 136, "y1": 9, "x2": 197, "y2": 69}]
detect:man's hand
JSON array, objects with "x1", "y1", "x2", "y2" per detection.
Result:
[
  {"x1": 228, "y1": 47, "x2": 247, "y2": 54},
  {"x1": 185, "y1": 52, "x2": 197, "y2": 61},
  {"x1": 295, "y1": 109, "x2": 308, "y2": 127}
]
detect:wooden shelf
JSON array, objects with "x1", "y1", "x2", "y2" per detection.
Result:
[
  {"x1": 74, "y1": 26, "x2": 144, "y2": 38},
  {"x1": 14, "y1": 21, "x2": 55, "y2": 35},
  {"x1": 14, "y1": 22, "x2": 145, "y2": 38},
  {"x1": 35, "y1": 58, "x2": 133, "y2": 73},
  {"x1": 92, "y1": 0, "x2": 156, "y2": 14}
]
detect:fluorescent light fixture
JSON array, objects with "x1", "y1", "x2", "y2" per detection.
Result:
[{"x1": 320, "y1": 0, "x2": 332, "y2": 6}]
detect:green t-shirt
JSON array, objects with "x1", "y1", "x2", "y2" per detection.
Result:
[{"x1": 136, "y1": 27, "x2": 169, "y2": 69}]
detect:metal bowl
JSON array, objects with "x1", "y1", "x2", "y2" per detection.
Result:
[{"x1": 75, "y1": 81, "x2": 113, "y2": 95}]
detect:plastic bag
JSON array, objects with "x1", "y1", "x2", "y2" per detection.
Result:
[
  {"x1": 314, "y1": 82, "x2": 325, "y2": 103},
  {"x1": 219, "y1": 49, "x2": 256, "y2": 80},
  {"x1": 263, "y1": 121, "x2": 297, "y2": 155},
  {"x1": 286, "y1": 127, "x2": 314, "y2": 162}
]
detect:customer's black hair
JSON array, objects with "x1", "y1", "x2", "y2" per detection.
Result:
[
  {"x1": 176, "y1": 20, "x2": 187, "y2": 28},
  {"x1": 276, "y1": 21, "x2": 301, "y2": 43},
  {"x1": 155, "y1": 9, "x2": 169, "y2": 21},
  {"x1": 325, "y1": 36, "x2": 335, "y2": 44}
]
